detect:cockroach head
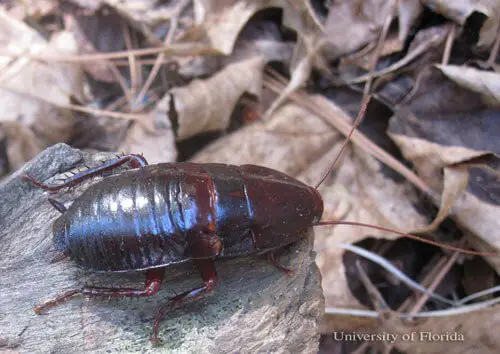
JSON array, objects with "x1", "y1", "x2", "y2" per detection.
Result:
[{"x1": 310, "y1": 187, "x2": 324, "y2": 224}]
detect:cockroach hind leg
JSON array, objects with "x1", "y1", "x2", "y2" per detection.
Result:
[
  {"x1": 34, "y1": 268, "x2": 165, "y2": 314},
  {"x1": 150, "y1": 259, "x2": 217, "y2": 344},
  {"x1": 268, "y1": 251, "x2": 295, "y2": 277}
]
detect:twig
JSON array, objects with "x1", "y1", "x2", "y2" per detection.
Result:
[
  {"x1": 326, "y1": 297, "x2": 500, "y2": 318},
  {"x1": 342, "y1": 41, "x2": 378, "y2": 64},
  {"x1": 441, "y1": 24, "x2": 456, "y2": 65},
  {"x1": 304, "y1": 0, "x2": 326, "y2": 33},
  {"x1": 363, "y1": 0, "x2": 395, "y2": 99},
  {"x1": 330, "y1": 243, "x2": 455, "y2": 305},
  {"x1": 396, "y1": 66, "x2": 427, "y2": 107},
  {"x1": 264, "y1": 38, "x2": 327, "y2": 119},
  {"x1": 323, "y1": 243, "x2": 500, "y2": 319},
  {"x1": 107, "y1": 60, "x2": 134, "y2": 108},
  {"x1": 408, "y1": 251, "x2": 459, "y2": 316},
  {"x1": 123, "y1": 22, "x2": 138, "y2": 106},
  {"x1": 394, "y1": 254, "x2": 445, "y2": 314},
  {"x1": 0, "y1": 43, "x2": 218, "y2": 62},
  {"x1": 311, "y1": 1, "x2": 394, "y2": 189},
  {"x1": 134, "y1": 0, "x2": 191, "y2": 107},
  {"x1": 345, "y1": 28, "x2": 448, "y2": 85},
  {"x1": 58, "y1": 102, "x2": 148, "y2": 121},
  {"x1": 112, "y1": 58, "x2": 172, "y2": 66},
  {"x1": 457, "y1": 285, "x2": 500, "y2": 305},
  {"x1": 352, "y1": 260, "x2": 393, "y2": 354}
]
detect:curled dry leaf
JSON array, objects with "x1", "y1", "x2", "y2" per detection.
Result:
[
  {"x1": 0, "y1": 10, "x2": 84, "y2": 172},
  {"x1": 190, "y1": 0, "x2": 283, "y2": 55},
  {"x1": 223, "y1": 14, "x2": 296, "y2": 66},
  {"x1": 388, "y1": 67, "x2": 500, "y2": 270},
  {"x1": 156, "y1": 56, "x2": 266, "y2": 141},
  {"x1": 423, "y1": 0, "x2": 500, "y2": 48},
  {"x1": 187, "y1": 1, "x2": 326, "y2": 118},
  {"x1": 436, "y1": 64, "x2": 500, "y2": 106},
  {"x1": 390, "y1": 130, "x2": 500, "y2": 269},
  {"x1": 188, "y1": 0, "x2": 326, "y2": 105},
  {"x1": 412, "y1": 165, "x2": 470, "y2": 234}
]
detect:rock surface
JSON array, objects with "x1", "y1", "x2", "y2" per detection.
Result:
[{"x1": 0, "y1": 143, "x2": 324, "y2": 353}]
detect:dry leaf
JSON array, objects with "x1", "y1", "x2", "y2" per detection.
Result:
[
  {"x1": 412, "y1": 165, "x2": 470, "y2": 234},
  {"x1": 0, "y1": 121, "x2": 41, "y2": 174},
  {"x1": 342, "y1": 24, "x2": 451, "y2": 84},
  {"x1": 462, "y1": 257, "x2": 497, "y2": 299},
  {"x1": 4, "y1": 0, "x2": 57, "y2": 20},
  {"x1": 190, "y1": 0, "x2": 283, "y2": 55},
  {"x1": 388, "y1": 67, "x2": 500, "y2": 270},
  {"x1": 227, "y1": 38, "x2": 295, "y2": 65},
  {"x1": 191, "y1": 102, "x2": 337, "y2": 174},
  {"x1": 0, "y1": 10, "x2": 85, "y2": 171},
  {"x1": 187, "y1": 1, "x2": 326, "y2": 118},
  {"x1": 422, "y1": 0, "x2": 500, "y2": 48},
  {"x1": 436, "y1": 64, "x2": 500, "y2": 106},
  {"x1": 265, "y1": 38, "x2": 326, "y2": 118},
  {"x1": 156, "y1": 56, "x2": 266, "y2": 141},
  {"x1": 65, "y1": 5, "x2": 127, "y2": 83},
  {"x1": 262, "y1": 1, "x2": 330, "y2": 117},
  {"x1": 397, "y1": 0, "x2": 424, "y2": 41},
  {"x1": 70, "y1": 0, "x2": 184, "y2": 26},
  {"x1": 325, "y1": 0, "x2": 395, "y2": 58},
  {"x1": 187, "y1": 0, "x2": 326, "y2": 96},
  {"x1": 389, "y1": 134, "x2": 500, "y2": 261},
  {"x1": 118, "y1": 119, "x2": 177, "y2": 164}
]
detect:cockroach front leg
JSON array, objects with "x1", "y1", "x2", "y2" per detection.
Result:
[
  {"x1": 150, "y1": 259, "x2": 217, "y2": 344},
  {"x1": 34, "y1": 268, "x2": 165, "y2": 314},
  {"x1": 22, "y1": 153, "x2": 148, "y2": 192}
]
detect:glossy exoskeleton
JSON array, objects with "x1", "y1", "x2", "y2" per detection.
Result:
[{"x1": 22, "y1": 154, "x2": 324, "y2": 342}]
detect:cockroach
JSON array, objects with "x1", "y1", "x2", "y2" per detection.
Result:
[{"x1": 21, "y1": 94, "x2": 491, "y2": 344}]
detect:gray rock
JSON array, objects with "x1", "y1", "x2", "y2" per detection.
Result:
[{"x1": 0, "y1": 143, "x2": 324, "y2": 353}]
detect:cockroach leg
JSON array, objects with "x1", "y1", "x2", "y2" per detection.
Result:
[
  {"x1": 34, "y1": 268, "x2": 165, "y2": 314},
  {"x1": 21, "y1": 154, "x2": 149, "y2": 192},
  {"x1": 48, "y1": 198, "x2": 67, "y2": 213},
  {"x1": 150, "y1": 259, "x2": 217, "y2": 344},
  {"x1": 268, "y1": 252, "x2": 295, "y2": 277}
]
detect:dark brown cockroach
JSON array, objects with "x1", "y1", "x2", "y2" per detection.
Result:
[
  {"x1": 21, "y1": 95, "x2": 491, "y2": 344},
  {"x1": 22, "y1": 154, "x2": 325, "y2": 343}
]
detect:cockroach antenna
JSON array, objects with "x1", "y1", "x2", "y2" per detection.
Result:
[
  {"x1": 311, "y1": 91, "x2": 495, "y2": 257},
  {"x1": 314, "y1": 93, "x2": 371, "y2": 190}
]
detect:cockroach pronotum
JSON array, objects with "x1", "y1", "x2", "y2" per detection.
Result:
[{"x1": 21, "y1": 93, "x2": 492, "y2": 344}]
